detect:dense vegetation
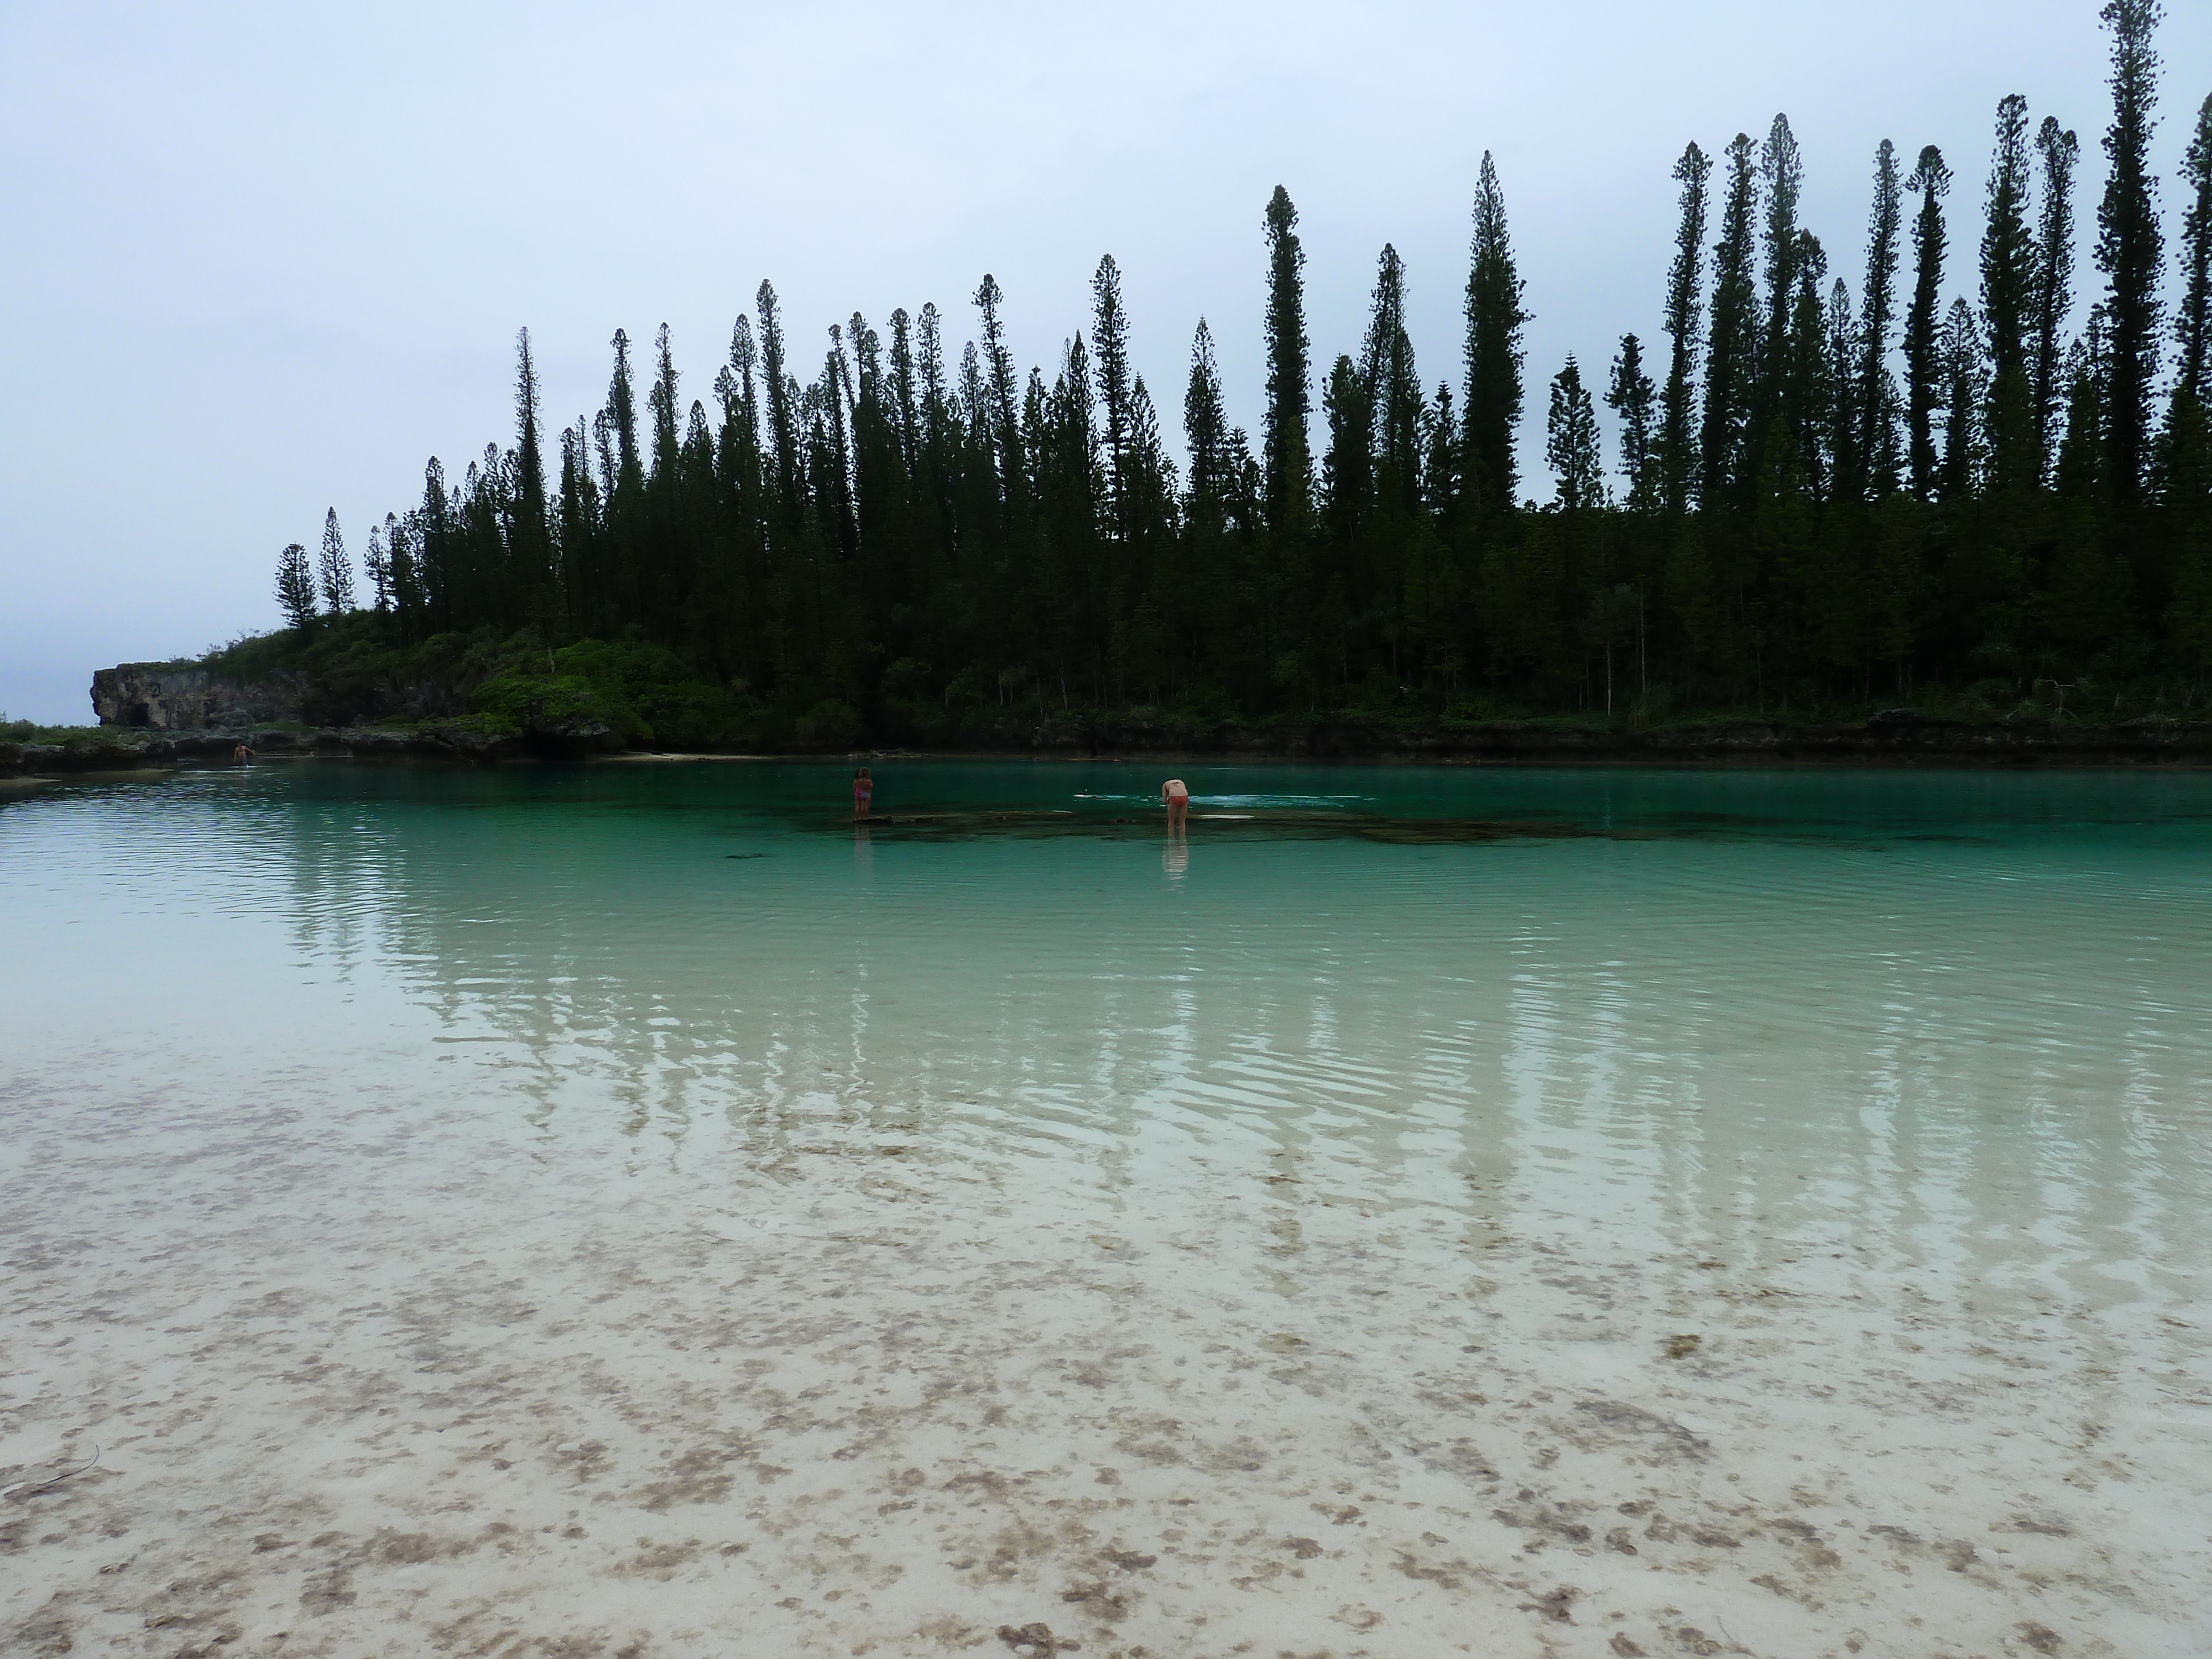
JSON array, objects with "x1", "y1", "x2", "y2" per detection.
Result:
[{"x1": 258, "y1": 1, "x2": 2211, "y2": 749}]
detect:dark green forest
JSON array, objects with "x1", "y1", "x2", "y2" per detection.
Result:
[{"x1": 264, "y1": 1, "x2": 2212, "y2": 748}]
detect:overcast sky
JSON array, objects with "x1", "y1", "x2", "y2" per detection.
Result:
[{"x1": 3, "y1": 0, "x2": 2208, "y2": 722}]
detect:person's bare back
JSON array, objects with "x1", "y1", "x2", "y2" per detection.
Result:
[{"x1": 1162, "y1": 778, "x2": 1189, "y2": 832}]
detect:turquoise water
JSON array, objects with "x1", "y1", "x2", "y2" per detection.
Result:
[
  {"x1": 5, "y1": 759, "x2": 2211, "y2": 1655},
  {"x1": 15, "y1": 760, "x2": 2210, "y2": 1208}
]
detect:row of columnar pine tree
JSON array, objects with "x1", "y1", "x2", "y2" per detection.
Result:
[{"x1": 279, "y1": 1, "x2": 2212, "y2": 726}]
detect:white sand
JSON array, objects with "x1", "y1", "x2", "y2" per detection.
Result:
[{"x1": 6, "y1": 1035, "x2": 2206, "y2": 1659}]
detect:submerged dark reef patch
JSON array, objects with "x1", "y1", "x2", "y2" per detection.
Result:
[{"x1": 810, "y1": 807, "x2": 1604, "y2": 845}]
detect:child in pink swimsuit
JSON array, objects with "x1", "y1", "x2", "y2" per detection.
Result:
[{"x1": 853, "y1": 767, "x2": 873, "y2": 818}]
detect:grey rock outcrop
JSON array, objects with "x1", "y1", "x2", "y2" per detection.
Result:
[{"x1": 91, "y1": 663, "x2": 308, "y2": 731}]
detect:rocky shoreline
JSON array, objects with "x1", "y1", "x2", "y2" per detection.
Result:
[
  {"x1": 10, "y1": 708, "x2": 2212, "y2": 778},
  {"x1": 0, "y1": 721, "x2": 597, "y2": 777},
  {"x1": 18, "y1": 654, "x2": 2194, "y2": 778}
]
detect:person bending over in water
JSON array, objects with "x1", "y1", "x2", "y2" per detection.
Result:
[
  {"x1": 853, "y1": 766, "x2": 874, "y2": 819},
  {"x1": 1162, "y1": 776, "x2": 1189, "y2": 832}
]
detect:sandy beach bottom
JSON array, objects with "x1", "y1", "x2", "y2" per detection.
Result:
[{"x1": 5, "y1": 1035, "x2": 2205, "y2": 1659}]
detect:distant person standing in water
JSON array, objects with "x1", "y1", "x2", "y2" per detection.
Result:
[
  {"x1": 853, "y1": 766, "x2": 874, "y2": 819},
  {"x1": 1162, "y1": 776, "x2": 1189, "y2": 833},
  {"x1": 232, "y1": 742, "x2": 256, "y2": 764}
]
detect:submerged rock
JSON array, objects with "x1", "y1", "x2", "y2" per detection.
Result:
[
  {"x1": 417, "y1": 721, "x2": 524, "y2": 761},
  {"x1": 13, "y1": 734, "x2": 174, "y2": 773},
  {"x1": 335, "y1": 727, "x2": 418, "y2": 757}
]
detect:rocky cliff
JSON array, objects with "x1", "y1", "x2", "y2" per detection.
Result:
[{"x1": 90, "y1": 663, "x2": 307, "y2": 730}]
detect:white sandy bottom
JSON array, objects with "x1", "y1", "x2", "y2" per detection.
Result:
[{"x1": 3, "y1": 1051, "x2": 2207, "y2": 1659}]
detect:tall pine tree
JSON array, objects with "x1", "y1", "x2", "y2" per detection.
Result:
[
  {"x1": 1754, "y1": 114, "x2": 1806, "y2": 451},
  {"x1": 1939, "y1": 298, "x2": 1986, "y2": 503},
  {"x1": 363, "y1": 525, "x2": 392, "y2": 613},
  {"x1": 1606, "y1": 334, "x2": 1658, "y2": 509},
  {"x1": 512, "y1": 327, "x2": 554, "y2": 614},
  {"x1": 1092, "y1": 255, "x2": 1135, "y2": 542},
  {"x1": 1463, "y1": 152, "x2": 1530, "y2": 515},
  {"x1": 1780, "y1": 234, "x2": 1832, "y2": 494},
  {"x1": 2033, "y1": 118, "x2": 2081, "y2": 473},
  {"x1": 1184, "y1": 320, "x2": 1234, "y2": 510},
  {"x1": 1983, "y1": 97, "x2": 2041, "y2": 495},
  {"x1": 1858, "y1": 140, "x2": 1907, "y2": 497},
  {"x1": 755, "y1": 285, "x2": 800, "y2": 526},
  {"x1": 974, "y1": 274, "x2": 1026, "y2": 501},
  {"x1": 1547, "y1": 356, "x2": 1604, "y2": 512},
  {"x1": 1261, "y1": 186, "x2": 1313, "y2": 545},
  {"x1": 2176, "y1": 93, "x2": 2212, "y2": 410},
  {"x1": 1904, "y1": 147, "x2": 1952, "y2": 500},
  {"x1": 2095, "y1": 0, "x2": 2164, "y2": 510},
  {"x1": 607, "y1": 327, "x2": 644, "y2": 495},
  {"x1": 275, "y1": 541, "x2": 317, "y2": 632},
  {"x1": 1700, "y1": 134, "x2": 1761, "y2": 505},
  {"x1": 1826, "y1": 278, "x2": 1861, "y2": 496},
  {"x1": 1364, "y1": 244, "x2": 1423, "y2": 505},
  {"x1": 2169, "y1": 93, "x2": 2212, "y2": 640},
  {"x1": 317, "y1": 509, "x2": 354, "y2": 615},
  {"x1": 1658, "y1": 143, "x2": 1712, "y2": 514}
]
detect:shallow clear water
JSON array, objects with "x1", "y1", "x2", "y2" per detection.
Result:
[
  {"x1": 5, "y1": 759, "x2": 2211, "y2": 1656},
  {"x1": 15, "y1": 760, "x2": 2212, "y2": 1251}
]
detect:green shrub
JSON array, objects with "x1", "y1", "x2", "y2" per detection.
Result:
[
  {"x1": 469, "y1": 672, "x2": 633, "y2": 737},
  {"x1": 792, "y1": 698, "x2": 862, "y2": 749},
  {"x1": 541, "y1": 638, "x2": 751, "y2": 748}
]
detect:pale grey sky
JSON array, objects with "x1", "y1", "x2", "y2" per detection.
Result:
[{"x1": 3, "y1": 0, "x2": 2207, "y2": 722}]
